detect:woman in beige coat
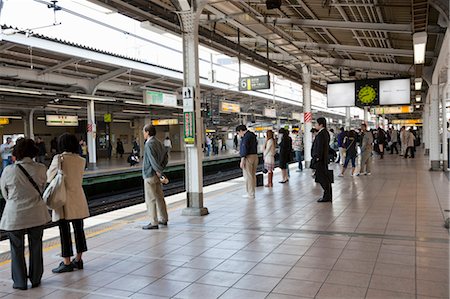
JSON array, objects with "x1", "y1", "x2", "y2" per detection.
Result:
[
  {"x1": 47, "y1": 133, "x2": 89, "y2": 273},
  {"x1": 0, "y1": 139, "x2": 50, "y2": 290}
]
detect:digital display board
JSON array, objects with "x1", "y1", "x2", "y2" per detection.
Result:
[{"x1": 327, "y1": 82, "x2": 355, "y2": 107}]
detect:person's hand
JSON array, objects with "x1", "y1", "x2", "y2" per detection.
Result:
[
  {"x1": 240, "y1": 160, "x2": 245, "y2": 169},
  {"x1": 156, "y1": 171, "x2": 162, "y2": 177}
]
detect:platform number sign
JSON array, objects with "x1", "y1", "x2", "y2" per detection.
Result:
[{"x1": 182, "y1": 86, "x2": 194, "y2": 112}]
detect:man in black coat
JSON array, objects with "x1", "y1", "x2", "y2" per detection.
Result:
[{"x1": 311, "y1": 117, "x2": 332, "y2": 202}]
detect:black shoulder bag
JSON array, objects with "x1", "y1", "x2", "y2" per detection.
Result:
[{"x1": 17, "y1": 164, "x2": 42, "y2": 197}]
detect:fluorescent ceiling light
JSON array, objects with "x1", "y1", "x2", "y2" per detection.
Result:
[
  {"x1": 415, "y1": 78, "x2": 423, "y2": 90},
  {"x1": 415, "y1": 95, "x2": 421, "y2": 102},
  {"x1": 0, "y1": 116, "x2": 22, "y2": 119},
  {"x1": 413, "y1": 32, "x2": 427, "y2": 64},
  {"x1": 122, "y1": 109, "x2": 149, "y2": 114},
  {"x1": 416, "y1": 105, "x2": 420, "y2": 108},
  {"x1": 125, "y1": 100, "x2": 148, "y2": 106},
  {"x1": 37, "y1": 117, "x2": 45, "y2": 121},
  {"x1": 47, "y1": 104, "x2": 82, "y2": 110},
  {"x1": 72, "y1": 0, "x2": 117, "y2": 14},
  {"x1": 0, "y1": 87, "x2": 41, "y2": 95},
  {"x1": 112, "y1": 119, "x2": 131, "y2": 123},
  {"x1": 69, "y1": 95, "x2": 116, "y2": 102}
]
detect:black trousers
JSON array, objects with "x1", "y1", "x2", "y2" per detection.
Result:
[
  {"x1": 404, "y1": 147, "x2": 415, "y2": 158},
  {"x1": 58, "y1": 219, "x2": 87, "y2": 258},
  {"x1": 8, "y1": 226, "x2": 44, "y2": 288},
  {"x1": 390, "y1": 142, "x2": 399, "y2": 154},
  {"x1": 316, "y1": 163, "x2": 333, "y2": 200}
]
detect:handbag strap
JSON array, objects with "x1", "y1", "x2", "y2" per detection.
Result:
[{"x1": 17, "y1": 164, "x2": 43, "y2": 197}]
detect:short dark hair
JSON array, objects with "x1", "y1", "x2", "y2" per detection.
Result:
[
  {"x1": 58, "y1": 133, "x2": 79, "y2": 154},
  {"x1": 13, "y1": 138, "x2": 38, "y2": 160},
  {"x1": 143, "y1": 124, "x2": 157, "y2": 136},
  {"x1": 236, "y1": 124, "x2": 247, "y2": 132},
  {"x1": 317, "y1": 117, "x2": 327, "y2": 128},
  {"x1": 340, "y1": 127, "x2": 344, "y2": 131},
  {"x1": 361, "y1": 123, "x2": 367, "y2": 128}
]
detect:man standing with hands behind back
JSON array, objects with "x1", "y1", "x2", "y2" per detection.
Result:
[
  {"x1": 142, "y1": 124, "x2": 169, "y2": 230},
  {"x1": 236, "y1": 125, "x2": 258, "y2": 199},
  {"x1": 312, "y1": 117, "x2": 332, "y2": 202}
]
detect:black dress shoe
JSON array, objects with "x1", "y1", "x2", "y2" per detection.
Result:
[
  {"x1": 52, "y1": 261, "x2": 74, "y2": 273},
  {"x1": 142, "y1": 224, "x2": 159, "y2": 230},
  {"x1": 72, "y1": 258, "x2": 83, "y2": 269},
  {"x1": 158, "y1": 221, "x2": 168, "y2": 226},
  {"x1": 13, "y1": 285, "x2": 27, "y2": 290},
  {"x1": 31, "y1": 282, "x2": 40, "y2": 288},
  {"x1": 317, "y1": 198, "x2": 332, "y2": 203}
]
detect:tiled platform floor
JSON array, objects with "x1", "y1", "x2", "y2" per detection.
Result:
[{"x1": 0, "y1": 151, "x2": 448, "y2": 298}]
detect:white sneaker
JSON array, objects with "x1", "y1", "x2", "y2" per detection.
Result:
[
  {"x1": 338, "y1": 174, "x2": 344, "y2": 177},
  {"x1": 366, "y1": 172, "x2": 371, "y2": 176},
  {"x1": 352, "y1": 173, "x2": 360, "y2": 177}
]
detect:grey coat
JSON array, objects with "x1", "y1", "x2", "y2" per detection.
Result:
[
  {"x1": 0, "y1": 158, "x2": 51, "y2": 231},
  {"x1": 142, "y1": 137, "x2": 165, "y2": 179}
]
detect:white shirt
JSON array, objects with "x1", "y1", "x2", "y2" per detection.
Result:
[
  {"x1": 0, "y1": 142, "x2": 13, "y2": 160},
  {"x1": 164, "y1": 139, "x2": 172, "y2": 148}
]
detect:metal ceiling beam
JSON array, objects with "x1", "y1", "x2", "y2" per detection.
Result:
[
  {"x1": 256, "y1": 17, "x2": 442, "y2": 34},
  {"x1": 38, "y1": 57, "x2": 80, "y2": 75},
  {"x1": 311, "y1": 57, "x2": 413, "y2": 74},
  {"x1": 0, "y1": 43, "x2": 15, "y2": 52}
]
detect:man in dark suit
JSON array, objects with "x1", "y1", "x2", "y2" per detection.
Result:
[{"x1": 312, "y1": 117, "x2": 332, "y2": 202}]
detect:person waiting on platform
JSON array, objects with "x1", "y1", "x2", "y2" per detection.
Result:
[
  {"x1": 142, "y1": 124, "x2": 169, "y2": 230},
  {"x1": 35, "y1": 137, "x2": 47, "y2": 164},
  {"x1": 292, "y1": 129, "x2": 304, "y2": 172},
  {"x1": 263, "y1": 129, "x2": 275, "y2": 187},
  {"x1": 359, "y1": 123, "x2": 373, "y2": 176},
  {"x1": 0, "y1": 138, "x2": 50, "y2": 290},
  {"x1": 116, "y1": 138, "x2": 125, "y2": 158},
  {"x1": 236, "y1": 125, "x2": 258, "y2": 199},
  {"x1": 233, "y1": 133, "x2": 239, "y2": 150},
  {"x1": 278, "y1": 128, "x2": 292, "y2": 183},
  {"x1": 48, "y1": 133, "x2": 90, "y2": 273},
  {"x1": 404, "y1": 129, "x2": 416, "y2": 159},
  {"x1": 1, "y1": 137, "x2": 14, "y2": 176},
  {"x1": 339, "y1": 130, "x2": 359, "y2": 177},
  {"x1": 164, "y1": 136, "x2": 172, "y2": 154},
  {"x1": 311, "y1": 117, "x2": 332, "y2": 202}
]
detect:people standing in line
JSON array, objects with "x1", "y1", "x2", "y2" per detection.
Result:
[
  {"x1": 263, "y1": 130, "x2": 276, "y2": 187},
  {"x1": 292, "y1": 129, "x2": 304, "y2": 172},
  {"x1": 404, "y1": 129, "x2": 416, "y2": 158},
  {"x1": 329, "y1": 128, "x2": 336, "y2": 150},
  {"x1": 79, "y1": 139, "x2": 88, "y2": 169},
  {"x1": 389, "y1": 127, "x2": 399, "y2": 155},
  {"x1": 336, "y1": 127, "x2": 346, "y2": 165},
  {"x1": 35, "y1": 137, "x2": 46, "y2": 164},
  {"x1": 233, "y1": 133, "x2": 239, "y2": 150},
  {"x1": 278, "y1": 128, "x2": 292, "y2": 183},
  {"x1": 48, "y1": 133, "x2": 90, "y2": 273},
  {"x1": 236, "y1": 125, "x2": 258, "y2": 199},
  {"x1": 399, "y1": 126, "x2": 407, "y2": 156},
  {"x1": 1, "y1": 137, "x2": 14, "y2": 176},
  {"x1": 360, "y1": 123, "x2": 374, "y2": 175},
  {"x1": 142, "y1": 125, "x2": 169, "y2": 230},
  {"x1": 116, "y1": 138, "x2": 125, "y2": 158},
  {"x1": 339, "y1": 130, "x2": 358, "y2": 177},
  {"x1": 312, "y1": 118, "x2": 332, "y2": 202},
  {"x1": 377, "y1": 127, "x2": 386, "y2": 159},
  {"x1": 0, "y1": 139, "x2": 50, "y2": 290},
  {"x1": 205, "y1": 135, "x2": 212, "y2": 157}
]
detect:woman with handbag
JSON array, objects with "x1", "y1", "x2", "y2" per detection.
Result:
[
  {"x1": 278, "y1": 128, "x2": 292, "y2": 183},
  {"x1": 47, "y1": 133, "x2": 90, "y2": 273},
  {"x1": 0, "y1": 138, "x2": 50, "y2": 290},
  {"x1": 263, "y1": 130, "x2": 276, "y2": 187},
  {"x1": 339, "y1": 130, "x2": 359, "y2": 177}
]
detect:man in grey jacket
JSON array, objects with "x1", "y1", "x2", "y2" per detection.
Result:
[
  {"x1": 360, "y1": 123, "x2": 374, "y2": 176},
  {"x1": 142, "y1": 124, "x2": 168, "y2": 230}
]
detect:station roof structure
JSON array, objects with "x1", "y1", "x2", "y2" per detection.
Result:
[{"x1": 92, "y1": 0, "x2": 448, "y2": 90}]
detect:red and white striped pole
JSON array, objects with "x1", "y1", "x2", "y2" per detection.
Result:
[{"x1": 303, "y1": 70, "x2": 312, "y2": 167}]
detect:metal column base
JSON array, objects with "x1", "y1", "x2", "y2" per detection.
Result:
[
  {"x1": 182, "y1": 192, "x2": 209, "y2": 216},
  {"x1": 87, "y1": 163, "x2": 97, "y2": 170},
  {"x1": 443, "y1": 161, "x2": 448, "y2": 172},
  {"x1": 430, "y1": 161, "x2": 441, "y2": 171},
  {"x1": 424, "y1": 149, "x2": 430, "y2": 156},
  {"x1": 305, "y1": 161, "x2": 311, "y2": 168},
  {"x1": 182, "y1": 207, "x2": 209, "y2": 216}
]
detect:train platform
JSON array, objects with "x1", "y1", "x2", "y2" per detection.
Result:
[
  {"x1": 83, "y1": 150, "x2": 240, "y2": 177},
  {"x1": 0, "y1": 152, "x2": 448, "y2": 299}
]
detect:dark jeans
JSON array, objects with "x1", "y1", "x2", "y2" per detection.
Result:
[
  {"x1": 58, "y1": 219, "x2": 87, "y2": 258},
  {"x1": 404, "y1": 147, "x2": 415, "y2": 158},
  {"x1": 344, "y1": 155, "x2": 356, "y2": 168},
  {"x1": 8, "y1": 226, "x2": 44, "y2": 288},
  {"x1": 295, "y1": 151, "x2": 303, "y2": 170},
  {"x1": 316, "y1": 163, "x2": 332, "y2": 200},
  {"x1": 390, "y1": 142, "x2": 399, "y2": 154}
]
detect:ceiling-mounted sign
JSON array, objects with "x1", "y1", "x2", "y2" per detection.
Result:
[
  {"x1": 104, "y1": 113, "x2": 112, "y2": 123},
  {"x1": 264, "y1": 108, "x2": 277, "y2": 118},
  {"x1": 220, "y1": 101, "x2": 240, "y2": 113},
  {"x1": 152, "y1": 119, "x2": 178, "y2": 126},
  {"x1": 46, "y1": 115, "x2": 79, "y2": 126},
  {"x1": 239, "y1": 75, "x2": 270, "y2": 91},
  {"x1": 144, "y1": 90, "x2": 178, "y2": 107},
  {"x1": 0, "y1": 118, "x2": 10, "y2": 125},
  {"x1": 371, "y1": 106, "x2": 414, "y2": 115},
  {"x1": 292, "y1": 112, "x2": 303, "y2": 121},
  {"x1": 392, "y1": 119, "x2": 423, "y2": 125}
]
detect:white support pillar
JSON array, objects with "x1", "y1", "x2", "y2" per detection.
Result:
[
  {"x1": 29, "y1": 109, "x2": 35, "y2": 140},
  {"x1": 345, "y1": 107, "x2": 351, "y2": 130},
  {"x1": 23, "y1": 114, "x2": 29, "y2": 138},
  {"x1": 423, "y1": 95, "x2": 430, "y2": 155},
  {"x1": 178, "y1": 3, "x2": 208, "y2": 216},
  {"x1": 429, "y1": 84, "x2": 440, "y2": 170},
  {"x1": 302, "y1": 70, "x2": 312, "y2": 168},
  {"x1": 87, "y1": 100, "x2": 97, "y2": 168},
  {"x1": 442, "y1": 81, "x2": 449, "y2": 171}
]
